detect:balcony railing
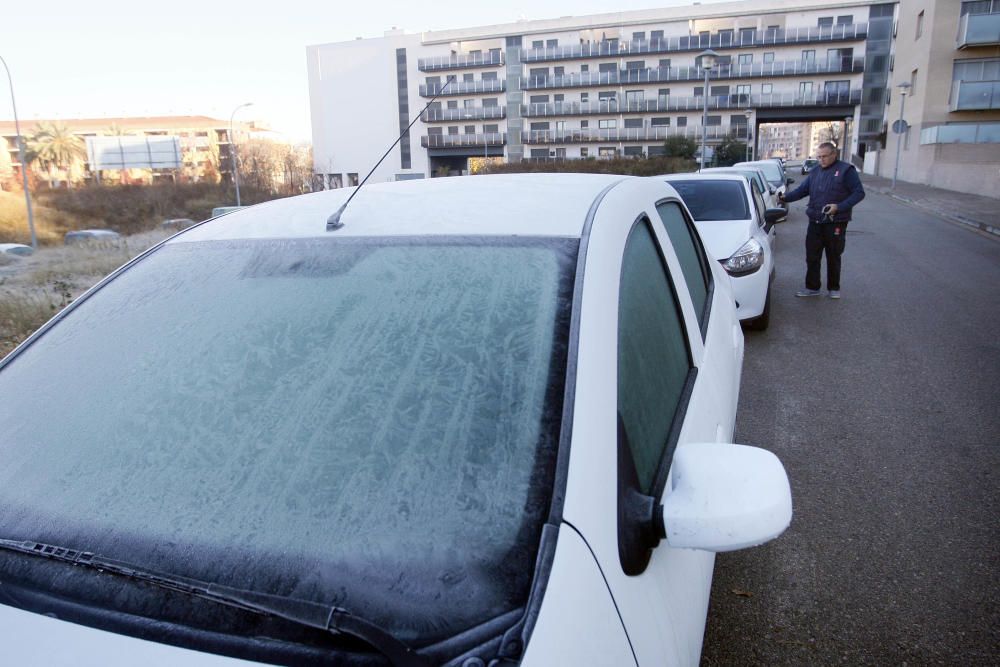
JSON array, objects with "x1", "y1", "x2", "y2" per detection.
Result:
[
  {"x1": 521, "y1": 23, "x2": 868, "y2": 62},
  {"x1": 524, "y1": 126, "x2": 739, "y2": 144},
  {"x1": 418, "y1": 52, "x2": 505, "y2": 71},
  {"x1": 523, "y1": 57, "x2": 865, "y2": 90},
  {"x1": 951, "y1": 80, "x2": 1000, "y2": 111},
  {"x1": 422, "y1": 106, "x2": 507, "y2": 122},
  {"x1": 421, "y1": 132, "x2": 507, "y2": 148},
  {"x1": 957, "y1": 12, "x2": 1000, "y2": 48},
  {"x1": 920, "y1": 122, "x2": 1000, "y2": 145},
  {"x1": 419, "y1": 79, "x2": 506, "y2": 97},
  {"x1": 523, "y1": 90, "x2": 861, "y2": 117}
]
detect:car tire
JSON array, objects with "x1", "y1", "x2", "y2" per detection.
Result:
[{"x1": 747, "y1": 286, "x2": 771, "y2": 331}]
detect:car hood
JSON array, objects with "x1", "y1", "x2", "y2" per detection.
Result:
[{"x1": 691, "y1": 219, "x2": 757, "y2": 260}]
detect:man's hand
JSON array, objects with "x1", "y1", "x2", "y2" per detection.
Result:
[
  {"x1": 822, "y1": 203, "x2": 838, "y2": 216},
  {"x1": 777, "y1": 192, "x2": 786, "y2": 203}
]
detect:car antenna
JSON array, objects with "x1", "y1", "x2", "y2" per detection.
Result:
[{"x1": 327, "y1": 75, "x2": 456, "y2": 231}]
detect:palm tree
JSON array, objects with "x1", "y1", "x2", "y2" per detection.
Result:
[{"x1": 26, "y1": 122, "x2": 86, "y2": 188}]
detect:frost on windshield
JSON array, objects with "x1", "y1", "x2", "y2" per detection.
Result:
[{"x1": 0, "y1": 236, "x2": 577, "y2": 642}]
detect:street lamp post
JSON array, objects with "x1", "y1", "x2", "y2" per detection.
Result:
[
  {"x1": 843, "y1": 115, "x2": 853, "y2": 158},
  {"x1": 891, "y1": 82, "x2": 911, "y2": 189},
  {"x1": 698, "y1": 49, "x2": 718, "y2": 172},
  {"x1": 0, "y1": 55, "x2": 37, "y2": 249},
  {"x1": 229, "y1": 102, "x2": 253, "y2": 206},
  {"x1": 744, "y1": 108, "x2": 753, "y2": 162}
]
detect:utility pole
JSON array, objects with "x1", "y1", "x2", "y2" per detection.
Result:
[{"x1": 1, "y1": 55, "x2": 37, "y2": 249}]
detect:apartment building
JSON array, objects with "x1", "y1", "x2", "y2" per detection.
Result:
[
  {"x1": 308, "y1": 0, "x2": 897, "y2": 183},
  {"x1": 759, "y1": 122, "x2": 813, "y2": 159},
  {"x1": 875, "y1": 0, "x2": 1000, "y2": 194},
  {"x1": 0, "y1": 116, "x2": 256, "y2": 187}
]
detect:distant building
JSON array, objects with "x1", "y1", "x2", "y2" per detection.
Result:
[
  {"x1": 308, "y1": 0, "x2": 896, "y2": 183},
  {"x1": 759, "y1": 122, "x2": 812, "y2": 159},
  {"x1": 872, "y1": 0, "x2": 1000, "y2": 195},
  {"x1": 0, "y1": 116, "x2": 257, "y2": 187}
]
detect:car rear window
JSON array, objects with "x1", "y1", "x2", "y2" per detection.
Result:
[
  {"x1": 669, "y1": 180, "x2": 751, "y2": 221},
  {"x1": 0, "y1": 235, "x2": 577, "y2": 647}
]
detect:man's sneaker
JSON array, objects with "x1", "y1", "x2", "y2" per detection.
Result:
[
  {"x1": 828, "y1": 290, "x2": 841, "y2": 299},
  {"x1": 795, "y1": 289, "x2": 822, "y2": 297}
]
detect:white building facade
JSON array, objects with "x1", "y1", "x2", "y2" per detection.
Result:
[{"x1": 308, "y1": 0, "x2": 897, "y2": 184}]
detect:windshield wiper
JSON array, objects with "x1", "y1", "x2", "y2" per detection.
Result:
[{"x1": 0, "y1": 539, "x2": 431, "y2": 667}]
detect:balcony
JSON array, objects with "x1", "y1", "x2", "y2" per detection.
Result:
[
  {"x1": 950, "y1": 80, "x2": 1000, "y2": 111},
  {"x1": 418, "y1": 52, "x2": 504, "y2": 72},
  {"x1": 421, "y1": 132, "x2": 507, "y2": 148},
  {"x1": 421, "y1": 106, "x2": 506, "y2": 122},
  {"x1": 523, "y1": 90, "x2": 862, "y2": 117},
  {"x1": 419, "y1": 79, "x2": 506, "y2": 97},
  {"x1": 920, "y1": 122, "x2": 1000, "y2": 145},
  {"x1": 523, "y1": 57, "x2": 865, "y2": 90},
  {"x1": 523, "y1": 126, "x2": 737, "y2": 144},
  {"x1": 521, "y1": 23, "x2": 868, "y2": 62},
  {"x1": 957, "y1": 12, "x2": 1000, "y2": 49}
]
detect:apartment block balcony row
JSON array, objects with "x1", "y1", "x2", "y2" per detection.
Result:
[
  {"x1": 522, "y1": 57, "x2": 864, "y2": 90},
  {"x1": 421, "y1": 106, "x2": 506, "y2": 122},
  {"x1": 520, "y1": 23, "x2": 868, "y2": 63},
  {"x1": 418, "y1": 51, "x2": 504, "y2": 72},
  {"x1": 957, "y1": 11, "x2": 1000, "y2": 49},
  {"x1": 419, "y1": 79, "x2": 506, "y2": 96},
  {"x1": 421, "y1": 132, "x2": 506, "y2": 148},
  {"x1": 951, "y1": 80, "x2": 1000, "y2": 111},
  {"x1": 523, "y1": 126, "x2": 743, "y2": 144},
  {"x1": 521, "y1": 90, "x2": 862, "y2": 117}
]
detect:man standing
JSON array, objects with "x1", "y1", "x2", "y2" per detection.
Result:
[{"x1": 779, "y1": 142, "x2": 865, "y2": 299}]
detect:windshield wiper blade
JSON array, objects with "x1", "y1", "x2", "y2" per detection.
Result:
[{"x1": 0, "y1": 539, "x2": 431, "y2": 667}]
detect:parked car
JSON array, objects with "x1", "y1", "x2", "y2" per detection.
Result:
[
  {"x1": 735, "y1": 160, "x2": 795, "y2": 212},
  {"x1": 0, "y1": 175, "x2": 791, "y2": 666},
  {"x1": 802, "y1": 158, "x2": 819, "y2": 174},
  {"x1": 664, "y1": 173, "x2": 785, "y2": 330},
  {"x1": 0, "y1": 243, "x2": 33, "y2": 257},
  {"x1": 210, "y1": 206, "x2": 245, "y2": 218},
  {"x1": 700, "y1": 166, "x2": 783, "y2": 214},
  {"x1": 63, "y1": 229, "x2": 121, "y2": 245},
  {"x1": 160, "y1": 217, "x2": 197, "y2": 229}
]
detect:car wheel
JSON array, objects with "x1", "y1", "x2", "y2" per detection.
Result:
[{"x1": 747, "y1": 286, "x2": 771, "y2": 331}]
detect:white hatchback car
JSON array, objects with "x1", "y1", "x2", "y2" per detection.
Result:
[
  {"x1": 735, "y1": 160, "x2": 795, "y2": 213},
  {"x1": 0, "y1": 174, "x2": 791, "y2": 666},
  {"x1": 664, "y1": 173, "x2": 785, "y2": 330}
]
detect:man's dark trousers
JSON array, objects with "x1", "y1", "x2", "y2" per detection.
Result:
[{"x1": 805, "y1": 220, "x2": 847, "y2": 291}]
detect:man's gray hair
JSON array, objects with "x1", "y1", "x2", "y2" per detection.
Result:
[{"x1": 818, "y1": 141, "x2": 839, "y2": 153}]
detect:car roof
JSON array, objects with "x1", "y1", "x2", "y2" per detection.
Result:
[
  {"x1": 173, "y1": 174, "x2": 628, "y2": 243},
  {"x1": 663, "y1": 172, "x2": 747, "y2": 183}
]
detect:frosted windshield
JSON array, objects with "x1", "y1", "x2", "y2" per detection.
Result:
[{"x1": 0, "y1": 236, "x2": 577, "y2": 644}]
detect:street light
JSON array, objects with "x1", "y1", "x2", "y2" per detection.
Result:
[
  {"x1": 744, "y1": 108, "x2": 753, "y2": 162},
  {"x1": 891, "y1": 82, "x2": 911, "y2": 189},
  {"x1": 229, "y1": 102, "x2": 253, "y2": 206},
  {"x1": 0, "y1": 55, "x2": 37, "y2": 249},
  {"x1": 698, "y1": 49, "x2": 719, "y2": 172}
]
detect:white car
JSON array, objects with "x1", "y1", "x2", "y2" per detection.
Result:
[
  {"x1": 734, "y1": 160, "x2": 795, "y2": 211},
  {"x1": 700, "y1": 166, "x2": 782, "y2": 213},
  {"x1": 664, "y1": 173, "x2": 785, "y2": 330},
  {"x1": 0, "y1": 174, "x2": 791, "y2": 666}
]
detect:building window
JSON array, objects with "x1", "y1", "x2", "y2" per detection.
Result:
[
  {"x1": 626, "y1": 60, "x2": 645, "y2": 71},
  {"x1": 916, "y1": 11, "x2": 924, "y2": 38},
  {"x1": 481, "y1": 72, "x2": 498, "y2": 81},
  {"x1": 738, "y1": 54, "x2": 752, "y2": 67},
  {"x1": 598, "y1": 119, "x2": 618, "y2": 129},
  {"x1": 623, "y1": 146, "x2": 644, "y2": 156},
  {"x1": 554, "y1": 93, "x2": 564, "y2": 102},
  {"x1": 347, "y1": 173, "x2": 359, "y2": 186},
  {"x1": 676, "y1": 116, "x2": 687, "y2": 127},
  {"x1": 799, "y1": 81, "x2": 814, "y2": 98},
  {"x1": 448, "y1": 126, "x2": 459, "y2": 135},
  {"x1": 706, "y1": 115, "x2": 722, "y2": 126},
  {"x1": 530, "y1": 122, "x2": 550, "y2": 131},
  {"x1": 581, "y1": 92, "x2": 589, "y2": 103},
  {"x1": 818, "y1": 17, "x2": 834, "y2": 28},
  {"x1": 464, "y1": 99, "x2": 475, "y2": 108},
  {"x1": 718, "y1": 29, "x2": 734, "y2": 44},
  {"x1": 483, "y1": 98, "x2": 498, "y2": 107},
  {"x1": 581, "y1": 64, "x2": 589, "y2": 73},
  {"x1": 465, "y1": 125, "x2": 476, "y2": 134},
  {"x1": 651, "y1": 30, "x2": 664, "y2": 42},
  {"x1": 651, "y1": 117, "x2": 671, "y2": 126},
  {"x1": 761, "y1": 83, "x2": 773, "y2": 94},
  {"x1": 910, "y1": 69, "x2": 918, "y2": 96},
  {"x1": 633, "y1": 31, "x2": 646, "y2": 42},
  {"x1": 463, "y1": 73, "x2": 474, "y2": 82},
  {"x1": 529, "y1": 95, "x2": 550, "y2": 104},
  {"x1": 427, "y1": 127, "x2": 443, "y2": 136},
  {"x1": 581, "y1": 120, "x2": 589, "y2": 129},
  {"x1": 547, "y1": 39, "x2": 558, "y2": 48},
  {"x1": 532, "y1": 40, "x2": 543, "y2": 49},
  {"x1": 626, "y1": 90, "x2": 645, "y2": 106},
  {"x1": 659, "y1": 58, "x2": 671, "y2": 69},
  {"x1": 763, "y1": 52, "x2": 775, "y2": 64},
  {"x1": 624, "y1": 118, "x2": 644, "y2": 129},
  {"x1": 581, "y1": 147, "x2": 589, "y2": 157},
  {"x1": 484, "y1": 124, "x2": 499, "y2": 133},
  {"x1": 554, "y1": 66, "x2": 565, "y2": 77},
  {"x1": 555, "y1": 121, "x2": 566, "y2": 131},
  {"x1": 599, "y1": 62, "x2": 617, "y2": 74},
  {"x1": 530, "y1": 67, "x2": 549, "y2": 81},
  {"x1": 599, "y1": 147, "x2": 617, "y2": 157},
  {"x1": 739, "y1": 27, "x2": 755, "y2": 45},
  {"x1": 837, "y1": 15, "x2": 853, "y2": 25},
  {"x1": 802, "y1": 50, "x2": 816, "y2": 64},
  {"x1": 530, "y1": 148, "x2": 549, "y2": 158},
  {"x1": 599, "y1": 91, "x2": 617, "y2": 102}
]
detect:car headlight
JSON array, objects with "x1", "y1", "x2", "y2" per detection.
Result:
[{"x1": 721, "y1": 238, "x2": 764, "y2": 276}]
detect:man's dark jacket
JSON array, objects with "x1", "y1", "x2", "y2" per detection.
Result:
[{"x1": 783, "y1": 159, "x2": 865, "y2": 223}]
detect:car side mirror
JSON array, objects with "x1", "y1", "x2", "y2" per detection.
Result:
[
  {"x1": 661, "y1": 443, "x2": 792, "y2": 552},
  {"x1": 786, "y1": 178, "x2": 795, "y2": 185},
  {"x1": 764, "y1": 208, "x2": 785, "y2": 224}
]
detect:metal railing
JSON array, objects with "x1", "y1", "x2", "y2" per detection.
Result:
[
  {"x1": 421, "y1": 132, "x2": 507, "y2": 148},
  {"x1": 523, "y1": 57, "x2": 864, "y2": 89},
  {"x1": 950, "y1": 80, "x2": 1000, "y2": 110},
  {"x1": 418, "y1": 52, "x2": 505, "y2": 71},
  {"x1": 521, "y1": 23, "x2": 868, "y2": 62},
  {"x1": 422, "y1": 106, "x2": 507, "y2": 122},
  {"x1": 523, "y1": 126, "x2": 739, "y2": 144},
  {"x1": 957, "y1": 12, "x2": 1000, "y2": 49},
  {"x1": 522, "y1": 90, "x2": 861, "y2": 117},
  {"x1": 419, "y1": 79, "x2": 506, "y2": 97}
]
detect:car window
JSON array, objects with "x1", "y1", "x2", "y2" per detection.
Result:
[
  {"x1": 751, "y1": 186, "x2": 767, "y2": 226},
  {"x1": 0, "y1": 236, "x2": 577, "y2": 646},
  {"x1": 669, "y1": 180, "x2": 751, "y2": 221},
  {"x1": 656, "y1": 201, "x2": 712, "y2": 334},
  {"x1": 618, "y1": 218, "x2": 692, "y2": 493}
]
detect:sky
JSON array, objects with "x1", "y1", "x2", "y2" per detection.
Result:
[{"x1": 2, "y1": 0, "x2": 731, "y2": 144}]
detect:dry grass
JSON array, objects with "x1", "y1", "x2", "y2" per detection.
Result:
[
  {"x1": 0, "y1": 229, "x2": 172, "y2": 358},
  {"x1": 0, "y1": 190, "x2": 97, "y2": 246}
]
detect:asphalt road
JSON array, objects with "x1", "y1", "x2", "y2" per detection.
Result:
[{"x1": 700, "y1": 177, "x2": 1000, "y2": 665}]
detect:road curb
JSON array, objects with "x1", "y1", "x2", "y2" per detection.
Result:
[{"x1": 872, "y1": 188, "x2": 1000, "y2": 239}]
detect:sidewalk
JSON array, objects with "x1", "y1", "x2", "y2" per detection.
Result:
[{"x1": 859, "y1": 173, "x2": 999, "y2": 238}]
